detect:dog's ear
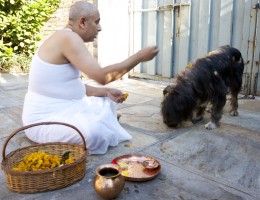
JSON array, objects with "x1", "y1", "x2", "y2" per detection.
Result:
[
  {"x1": 163, "y1": 85, "x2": 176, "y2": 96},
  {"x1": 163, "y1": 85, "x2": 171, "y2": 96}
]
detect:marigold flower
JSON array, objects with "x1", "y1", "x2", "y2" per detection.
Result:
[{"x1": 12, "y1": 151, "x2": 75, "y2": 171}]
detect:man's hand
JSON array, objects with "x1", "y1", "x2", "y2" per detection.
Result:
[
  {"x1": 106, "y1": 88, "x2": 126, "y2": 103},
  {"x1": 138, "y1": 46, "x2": 159, "y2": 62}
]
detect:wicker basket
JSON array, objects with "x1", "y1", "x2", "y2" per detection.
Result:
[{"x1": 1, "y1": 122, "x2": 88, "y2": 193}]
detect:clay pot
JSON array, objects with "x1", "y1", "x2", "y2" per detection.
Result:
[{"x1": 93, "y1": 164, "x2": 125, "y2": 199}]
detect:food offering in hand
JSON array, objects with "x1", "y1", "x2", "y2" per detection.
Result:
[
  {"x1": 122, "y1": 93, "x2": 129, "y2": 101},
  {"x1": 12, "y1": 151, "x2": 75, "y2": 171}
]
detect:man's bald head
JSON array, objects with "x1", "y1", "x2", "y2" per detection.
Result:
[{"x1": 69, "y1": 1, "x2": 98, "y2": 22}]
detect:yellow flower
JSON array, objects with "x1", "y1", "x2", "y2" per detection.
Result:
[
  {"x1": 121, "y1": 170, "x2": 129, "y2": 177},
  {"x1": 122, "y1": 93, "x2": 128, "y2": 101},
  {"x1": 12, "y1": 151, "x2": 74, "y2": 171},
  {"x1": 118, "y1": 161, "x2": 128, "y2": 170},
  {"x1": 65, "y1": 157, "x2": 75, "y2": 164}
]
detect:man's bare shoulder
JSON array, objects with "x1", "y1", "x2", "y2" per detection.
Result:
[
  {"x1": 49, "y1": 29, "x2": 83, "y2": 46},
  {"x1": 38, "y1": 29, "x2": 84, "y2": 64},
  {"x1": 40, "y1": 29, "x2": 85, "y2": 53}
]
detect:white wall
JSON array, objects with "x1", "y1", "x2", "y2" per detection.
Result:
[{"x1": 97, "y1": 0, "x2": 129, "y2": 68}]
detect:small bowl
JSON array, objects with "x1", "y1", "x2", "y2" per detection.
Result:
[{"x1": 142, "y1": 159, "x2": 160, "y2": 169}]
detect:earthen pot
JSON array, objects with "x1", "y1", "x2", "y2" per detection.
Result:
[{"x1": 93, "y1": 164, "x2": 125, "y2": 199}]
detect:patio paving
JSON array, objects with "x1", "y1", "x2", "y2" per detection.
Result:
[{"x1": 0, "y1": 73, "x2": 259, "y2": 200}]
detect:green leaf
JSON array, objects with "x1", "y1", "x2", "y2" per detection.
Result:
[{"x1": 6, "y1": 48, "x2": 14, "y2": 54}]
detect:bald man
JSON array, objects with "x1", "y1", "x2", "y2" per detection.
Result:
[{"x1": 22, "y1": 1, "x2": 159, "y2": 154}]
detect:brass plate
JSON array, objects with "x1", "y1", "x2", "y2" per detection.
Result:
[{"x1": 111, "y1": 154, "x2": 161, "y2": 181}]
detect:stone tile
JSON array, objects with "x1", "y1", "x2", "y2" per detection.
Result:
[
  {"x1": 0, "y1": 109, "x2": 23, "y2": 138},
  {"x1": 222, "y1": 110, "x2": 260, "y2": 132},
  {"x1": 122, "y1": 85, "x2": 164, "y2": 98},
  {"x1": 0, "y1": 74, "x2": 28, "y2": 91},
  {"x1": 120, "y1": 114, "x2": 170, "y2": 134},
  {"x1": 145, "y1": 98, "x2": 164, "y2": 107},
  {"x1": 117, "y1": 104, "x2": 201, "y2": 139},
  {"x1": 224, "y1": 98, "x2": 260, "y2": 112},
  {"x1": 5, "y1": 89, "x2": 27, "y2": 104},
  {"x1": 0, "y1": 113, "x2": 17, "y2": 137},
  {"x1": 120, "y1": 93, "x2": 153, "y2": 105},
  {"x1": 113, "y1": 160, "x2": 254, "y2": 200},
  {"x1": 143, "y1": 124, "x2": 260, "y2": 196},
  {"x1": 119, "y1": 104, "x2": 160, "y2": 117},
  {"x1": 0, "y1": 91, "x2": 21, "y2": 109}
]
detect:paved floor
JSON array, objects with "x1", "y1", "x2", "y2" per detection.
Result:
[{"x1": 0, "y1": 73, "x2": 260, "y2": 200}]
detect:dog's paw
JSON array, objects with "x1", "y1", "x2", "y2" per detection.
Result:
[
  {"x1": 205, "y1": 121, "x2": 218, "y2": 130},
  {"x1": 229, "y1": 110, "x2": 238, "y2": 116}
]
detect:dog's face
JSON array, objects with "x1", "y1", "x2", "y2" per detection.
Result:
[{"x1": 161, "y1": 85, "x2": 186, "y2": 127}]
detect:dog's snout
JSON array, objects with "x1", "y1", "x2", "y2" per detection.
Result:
[{"x1": 163, "y1": 119, "x2": 178, "y2": 128}]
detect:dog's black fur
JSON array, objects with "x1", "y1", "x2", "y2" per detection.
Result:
[{"x1": 161, "y1": 45, "x2": 244, "y2": 129}]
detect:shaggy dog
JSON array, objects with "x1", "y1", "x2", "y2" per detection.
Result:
[{"x1": 161, "y1": 45, "x2": 244, "y2": 129}]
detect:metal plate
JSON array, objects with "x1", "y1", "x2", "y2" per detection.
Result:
[{"x1": 111, "y1": 154, "x2": 161, "y2": 182}]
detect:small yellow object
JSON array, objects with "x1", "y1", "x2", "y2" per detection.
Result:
[
  {"x1": 12, "y1": 151, "x2": 75, "y2": 171},
  {"x1": 124, "y1": 143, "x2": 131, "y2": 148},
  {"x1": 122, "y1": 93, "x2": 128, "y2": 101},
  {"x1": 121, "y1": 170, "x2": 129, "y2": 177},
  {"x1": 65, "y1": 157, "x2": 74, "y2": 164},
  {"x1": 185, "y1": 62, "x2": 193, "y2": 70},
  {"x1": 118, "y1": 161, "x2": 128, "y2": 168}
]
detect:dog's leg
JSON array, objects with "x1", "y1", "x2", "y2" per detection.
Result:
[
  {"x1": 205, "y1": 93, "x2": 226, "y2": 130},
  {"x1": 229, "y1": 55, "x2": 243, "y2": 116},
  {"x1": 229, "y1": 84, "x2": 241, "y2": 116},
  {"x1": 229, "y1": 94, "x2": 239, "y2": 116},
  {"x1": 205, "y1": 107, "x2": 223, "y2": 130},
  {"x1": 205, "y1": 102, "x2": 212, "y2": 113},
  {"x1": 192, "y1": 105, "x2": 206, "y2": 124}
]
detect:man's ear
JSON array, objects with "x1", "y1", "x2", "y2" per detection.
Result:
[{"x1": 79, "y1": 17, "x2": 86, "y2": 28}]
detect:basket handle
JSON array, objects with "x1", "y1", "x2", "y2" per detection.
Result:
[{"x1": 2, "y1": 121, "x2": 87, "y2": 161}]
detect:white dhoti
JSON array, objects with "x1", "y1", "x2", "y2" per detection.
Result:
[{"x1": 22, "y1": 91, "x2": 132, "y2": 155}]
